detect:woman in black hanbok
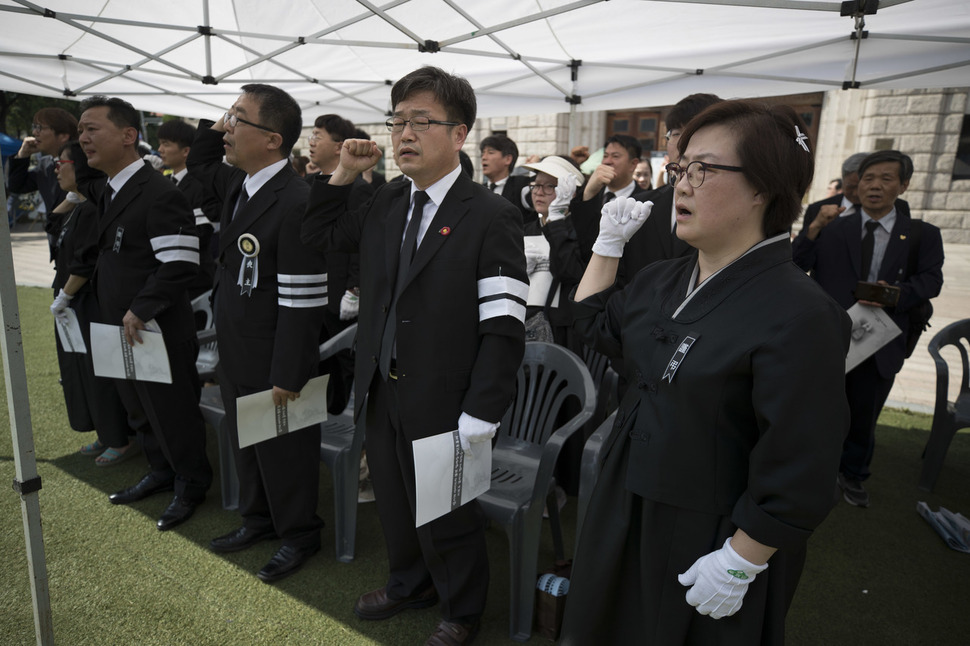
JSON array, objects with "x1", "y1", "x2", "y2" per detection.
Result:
[{"x1": 561, "y1": 101, "x2": 851, "y2": 645}]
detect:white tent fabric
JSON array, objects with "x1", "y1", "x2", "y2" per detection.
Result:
[{"x1": 0, "y1": 0, "x2": 968, "y2": 124}]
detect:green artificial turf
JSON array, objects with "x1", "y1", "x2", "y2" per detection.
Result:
[{"x1": 3, "y1": 285, "x2": 969, "y2": 645}]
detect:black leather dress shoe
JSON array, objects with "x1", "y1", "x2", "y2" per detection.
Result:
[
  {"x1": 109, "y1": 473, "x2": 175, "y2": 505},
  {"x1": 209, "y1": 526, "x2": 277, "y2": 553},
  {"x1": 354, "y1": 585, "x2": 439, "y2": 620},
  {"x1": 156, "y1": 496, "x2": 201, "y2": 531},
  {"x1": 256, "y1": 544, "x2": 320, "y2": 583}
]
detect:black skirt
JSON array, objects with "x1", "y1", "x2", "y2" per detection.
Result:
[{"x1": 559, "y1": 413, "x2": 806, "y2": 646}]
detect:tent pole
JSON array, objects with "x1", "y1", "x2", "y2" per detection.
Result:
[{"x1": 0, "y1": 180, "x2": 54, "y2": 645}]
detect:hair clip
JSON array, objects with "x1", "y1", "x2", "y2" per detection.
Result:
[{"x1": 795, "y1": 126, "x2": 810, "y2": 153}]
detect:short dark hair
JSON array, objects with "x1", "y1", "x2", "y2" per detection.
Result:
[
  {"x1": 858, "y1": 150, "x2": 913, "y2": 183},
  {"x1": 678, "y1": 99, "x2": 815, "y2": 237},
  {"x1": 157, "y1": 119, "x2": 197, "y2": 148},
  {"x1": 459, "y1": 149, "x2": 474, "y2": 179},
  {"x1": 480, "y1": 134, "x2": 519, "y2": 170},
  {"x1": 354, "y1": 128, "x2": 371, "y2": 141},
  {"x1": 666, "y1": 93, "x2": 722, "y2": 132},
  {"x1": 605, "y1": 134, "x2": 641, "y2": 161},
  {"x1": 241, "y1": 83, "x2": 302, "y2": 157},
  {"x1": 59, "y1": 139, "x2": 99, "y2": 180},
  {"x1": 313, "y1": 113, "x2": 356, "y2": 143},
  {"x1": 391, "y1": 66, "x2": 476, "y2": 130},
  {"x1": 34, "y1": 107, "x2": 78, "y2": 137},
  {"x1": 79, "y1": 95, "x2": 142, "y2": 135}
]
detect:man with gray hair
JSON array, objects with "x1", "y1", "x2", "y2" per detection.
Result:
[{"x1": 799, "y1": 151, "x2": 870, "y2": 237}]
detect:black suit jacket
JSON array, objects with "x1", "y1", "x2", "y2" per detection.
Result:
[
  {"x1": 77, "y1": 160, "x2": 199, "y2": 345},
  {"x1": 617, "y1": 184, "x2": 692, "y2": 286},
  {"x1": 188, "y1": 125, "x2": 327, "y2": 391},
  {"x1": 303, "y1": 171, "x2": 528, "y2": 435},
  {"x1": 175, "y1": 171, "x2": 218, "y2": 298},
  {"x1": 792, "y1": 201, "x2": 944, "y2": 378}
]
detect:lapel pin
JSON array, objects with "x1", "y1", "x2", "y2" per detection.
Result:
[
  {"x1": 439, "y1": 226, "x2": 451, "y2": 236},
  {"x1": 900, "y1": 235, "x2": 907, "y2": 240}
]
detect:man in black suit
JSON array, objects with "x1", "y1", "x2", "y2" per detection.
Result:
[
  {"x1": 303, "y1": 66, "x2": 527, "y2": 645},
  {"x1": 616, "y1": 93, "x2": 721, "y2": 286},
  {"x1": 799, "y1": 151, "x2": 870, "y2": 235},
  {"x1": 792, "y1": 150, "x2": 944, "y2": 508},
  {"x1": 157, "y1": 119, "x2": 219, "y2": 300},
  {"x1": 76, "y1": 96, "x2": 211, "y2": 530},
  {"x1": 568, "y1": 134, "x2": 654, "y2": 264},
  {"x1": 480, "y1": 134, "x2": 533, "y2": 225},
  {"x1": 187, "y1": 85, "x2": 328, "y2": 582}
]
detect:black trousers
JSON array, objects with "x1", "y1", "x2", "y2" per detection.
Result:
[
  {"x1": 365, "y1": 375, "x2": 489, "y2": 622},
  {"x1": 217, "y1": 366, "x2": 323, "y2": 550},
  {"x1": 840, "y1": 355, "x2": 895, "y2": 481},
  {"x1": 114, "y1": 336, "x2": 212, "y2": 501}
]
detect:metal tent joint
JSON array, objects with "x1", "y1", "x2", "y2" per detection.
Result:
[
  {"x1": 566, "y1": 94, "x2": 582, "y2": 105},
  {"x1": 43, "y1": 8, "x2": 56, "y2": 19},
  {"x1": 197, "y1": 25, "x2": 213, "y2": 36},
  {"x1": 12, "y1": 476, "x2": 42, "y2": 496},
  {"x1": 202, "y1": 75, "x2": 217, "y2": 85},
  {"x1": 419, "y1": 40, "x2": 441, "y2": 53}
]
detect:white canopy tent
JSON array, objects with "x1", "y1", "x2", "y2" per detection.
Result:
[
  {"x1": 0, "y1": 0, "x2": 968, "y2": 127},
  {"x1": 1, "y1": 1, "x2": 969, "y2": 644}
]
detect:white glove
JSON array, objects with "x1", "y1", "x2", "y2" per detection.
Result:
[
  {"x1": 65, "y1": 191, "x2": 82, "y2": 204},
  {"x1": 546, "y1": 179, "x2": 578, "y2": 223},
  {"x1": 677, "y1": 537, "x2": 768, "y2": 619},
  {"x1": 456, "y1": 412, "x2": 499, "y2": 454},
  {"x1": 590, "y1": 197, "x2": 653, "y2": 258},
  {"x1": 50, "y1": 289, "x2": 73, "y2": 320},
  {"x1": 339, "y1": 290, "x2": 359, "y2": 321}
]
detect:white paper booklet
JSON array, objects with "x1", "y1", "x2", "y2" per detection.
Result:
[
  {"x1": 55, "y1": 308, "x2": 87, "y2": 354},
  {"x1": 845, "y1": 303, "x2": 903, "y2": 373},
  {"x1": 412, "y1": 430, "x2": 492, "y2": 528},
  {"x1": 235, "y1": 375, "x2": 330, "y2": 448},
  {"x1": 90, "y1": 320, "x2": 172, "y2": 383}
]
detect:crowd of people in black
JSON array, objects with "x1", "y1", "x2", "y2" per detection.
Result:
[{"x1": 7, "y1": 65, "x2": 944, "y2": 645}]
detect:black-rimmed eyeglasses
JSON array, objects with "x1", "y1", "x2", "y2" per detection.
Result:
[
  {"x1": 224, "y1": 111, "x2": 275, "y2": 133},
  {"x1": 666, "y1": 161, "x2": 745, "y2": 188},
  {"x1": 528, "y1": 183, "x2": 557, "y2": 195},
  {"x1": 385, "y1": 117, "x2": 461, "y2": 133}
]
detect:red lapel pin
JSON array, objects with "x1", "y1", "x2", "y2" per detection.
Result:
[{"x1": 439, "y1": 226, "x2": 451, "y2": 236}]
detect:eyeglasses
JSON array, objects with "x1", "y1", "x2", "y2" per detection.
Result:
[
  {"x1": 224, "y1": 111, "x2": 275, "y2": 133},
  {"x1": 385, "y1": 117, "x2": 461, "y2": 133},
  {"x1": 528, "y1": 183, "x2": 557, "y2": 195},
  {"x1": 308, "y1": 133, "x2": 329, "y2": 144},
  {"x1": 32, "y1": 123, "x2": 50, "y2": 133},
  {"x1": 54, "y1": 159, "x2": 75, "y2": 169},
  {"x1": 664, "y1": 130, "x2": 681, "y2": 142},
  {"x1": 666, "y1": 161, "x2": 745, "y2": 188}
]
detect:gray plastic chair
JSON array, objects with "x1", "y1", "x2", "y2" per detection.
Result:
[
  {"x1": 191, "y1": 290, "x2": 218, "y2": 382},
  {"x1": 575, "y1": 410, "x2": 617, "y2": 557},
  {"x1": 919, "y1": 318, "x2": 970, "y2": 491},
  {"x1": 579, "y1": 343, "x2": 619, "y2": 439},
  {"x1": 478, "y1": 341, "x2": 595, "y2": 642},
  {"x1": 317, "y1": 325, "x2": 366, "y2": 563}
]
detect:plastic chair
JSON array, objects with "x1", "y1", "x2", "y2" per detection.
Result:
[
  {"x1": 191, "y1": 290, "x2": 218, "y2": 382},
  {"x1": 579, "y1": 344, "x2": 619, "y2": 438},
  {"x1": 478, "y1": 341, "x2": 595, "y2": 642},
  {"x1": 315, "y1": 323, "x2": 366, "y2": 562},
  {"x1": 574, "y1": 410, "x2": 617, "y2": 557},
  {"x1": 199, "y1": 383, "x2": 238, "y2": 510},
  {"x1": 918, "y1": 318, "x2": 970, "y2": 491}
]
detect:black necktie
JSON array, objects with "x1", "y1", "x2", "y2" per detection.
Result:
[
  {"x1": 379, "y1": 190, "x2": 430, "y2": 378},
  {"x1": 171, "y1": 175, "x2": 179, "y2": 185},
  {"x1": 860, "y1": 220, "x2": 879, "y2": 281},
  {"x1": 232, "y1": 186, "x2": 249, "y2": 221},
  {"x1": 604, "y1": 191, "x2": 616, "y2": 206},
  {"x1": 100, "y1": 185, "x2": 114, "y2": 217},
  {"x1": 488, "y1": 182, "x2": 497, "y2": 192}
]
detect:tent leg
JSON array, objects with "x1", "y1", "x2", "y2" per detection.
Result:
[{"x1": 0, "y1": 180, "x2": 55, "y2": 645}]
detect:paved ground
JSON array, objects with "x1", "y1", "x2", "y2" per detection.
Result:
[{"x1": 6, "y1": 220, "x2": 968, "y2": 413}]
